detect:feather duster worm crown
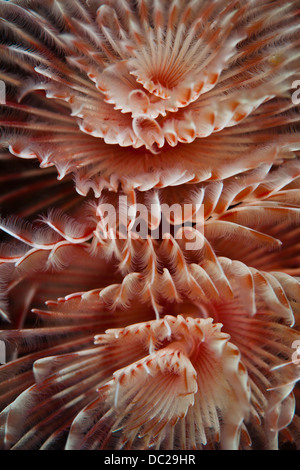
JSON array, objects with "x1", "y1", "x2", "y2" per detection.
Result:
[{"x1": 0, "y1": 0, "x2": 300, "y2": 451}]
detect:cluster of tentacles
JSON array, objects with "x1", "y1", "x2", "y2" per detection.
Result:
[{"x1": 0, "y1": 0, "x2": 300, "y2": 450}]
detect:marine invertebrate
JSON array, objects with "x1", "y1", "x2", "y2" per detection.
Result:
[
  {"x1": 0, "y1": 0, "x2": 300, "y2": 450},
  {"x1": 1, "y1": 0, "x2": 300, "y2": 193}
]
